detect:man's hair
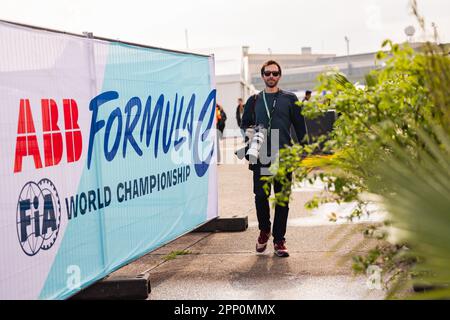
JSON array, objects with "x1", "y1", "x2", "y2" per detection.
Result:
[
  {"x1": 260, "y1": 60, "x2": 282, "y2": 76},
  {"x1": 305, "y1": 90, "x2": 312, "y2": 95}
]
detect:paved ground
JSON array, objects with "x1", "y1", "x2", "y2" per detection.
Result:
[{"x1": 110, "y1": 137, "x2": 390, "y2": 300}]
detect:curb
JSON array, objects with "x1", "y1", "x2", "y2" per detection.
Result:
[
  {"x1": 193, "y1": 216, "x2": 248, "y2": 232},
  {"x1": 71, "y1": 273, "x2": 151, "y2": 300}
]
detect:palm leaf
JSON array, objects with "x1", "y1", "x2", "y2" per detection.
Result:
[{"x1": 369, "y1": 124, "x2": 450, "y2": 299}]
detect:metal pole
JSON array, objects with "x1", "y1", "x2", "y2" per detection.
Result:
[{"x1": 345, "y1": 36, "x2": 351, "y2": 75}]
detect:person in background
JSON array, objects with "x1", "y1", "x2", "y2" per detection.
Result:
[
  {"x1": 216, "y1": 103, "x2": 227, "y2": 138},
  {"x1": 236, "y1": 98, "x2": 245, "y2": 128},
  {"x1": 302, "y1": 90, "x2": 312, "y2": 102},
  {"x1": 216, "y1": 103, "x2": 227, "y2": 163},
  {"x1": 236, "y1": 98, "x2": 246, "y2": 139}
]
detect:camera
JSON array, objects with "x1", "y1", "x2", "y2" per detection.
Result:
[
  {"x1": 234, "y1": 125, "x2": 266, "y2": 163},
  {"x1": 246, "y1": 125, "x2": 266, "y2": 163}
]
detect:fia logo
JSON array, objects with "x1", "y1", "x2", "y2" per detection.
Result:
[{"x1": 16, "y1": 179, "x2": 61, "y2": 256}]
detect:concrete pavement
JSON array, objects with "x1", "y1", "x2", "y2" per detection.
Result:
[{"x1": 110, "y1": 137, "x2": 390, "y2": 300}]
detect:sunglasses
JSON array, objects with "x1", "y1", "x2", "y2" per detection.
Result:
[{"x1": 263, "y1": 71, "x2": 280, "y2": 77}]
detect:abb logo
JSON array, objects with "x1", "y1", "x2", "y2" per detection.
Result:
[{"x1": 14, "y1": 99, "x2": 82, "y2": 173}]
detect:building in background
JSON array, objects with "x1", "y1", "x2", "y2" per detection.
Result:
[
  {"x1": 269, "y1": 51, "x2": 382, "y2": 96},
  {"x1": 249, "y1": 49, "x2": 379, "y2": 96},
  {"x1": 192, "y1": 43, "x2": 448, "y2": 137},
  {"x1": 250, "y1": 43, "x2": 448, "y2": 98},
  {"x1": 247, "y1": 47, "x2": 335, "y2": 78},
  {"x1": 191, "y1": 46, "x2": 256, "y2": 136}
]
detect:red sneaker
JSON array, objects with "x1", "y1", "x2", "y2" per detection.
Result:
[
  {"x1": 274, "y1": 241, "x2": 289, "y2": 257},
  {"x1": 256, "y1": 230, "x2": 271, "y2": 253}
]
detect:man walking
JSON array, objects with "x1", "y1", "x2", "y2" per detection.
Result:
[{"x1": 240, "y1": 60, "x2": 306, "y2": 257}]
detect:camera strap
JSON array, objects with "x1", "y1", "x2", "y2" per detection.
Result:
[{"x1": 262, "y1": 90, "x2": 279, "y2": 136}]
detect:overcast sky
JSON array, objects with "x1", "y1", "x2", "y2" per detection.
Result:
[{"x1": 2, "y1": 0, "x2": 449, "y2": 56}]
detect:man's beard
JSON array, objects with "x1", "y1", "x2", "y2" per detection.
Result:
[{"x1": 264, "y1": 78, "x2": 279, "y2": 88}]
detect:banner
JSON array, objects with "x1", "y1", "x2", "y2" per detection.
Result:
[{"x1": 0, "y1": 21, "x2": 218, "y2": 300}]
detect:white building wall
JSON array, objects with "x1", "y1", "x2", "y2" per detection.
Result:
[
  {"x1": 215, "y1": 80, "x2": 242, "y2": 137},
  {"x1": 191, "y1": 46, "x2": 256, "y2": 137}
]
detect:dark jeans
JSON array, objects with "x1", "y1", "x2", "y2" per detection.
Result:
[{"x1": 253, "y1": 167, "x2": 292, "y2": 243}]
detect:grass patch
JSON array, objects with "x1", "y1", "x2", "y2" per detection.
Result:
[{"x1": 163, "y1": 250, "x2": 191, "y2": 261}]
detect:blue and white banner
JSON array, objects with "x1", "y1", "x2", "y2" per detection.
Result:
[{"x1": 0, "y1": 21, "x2": 218, "y2": 300}]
